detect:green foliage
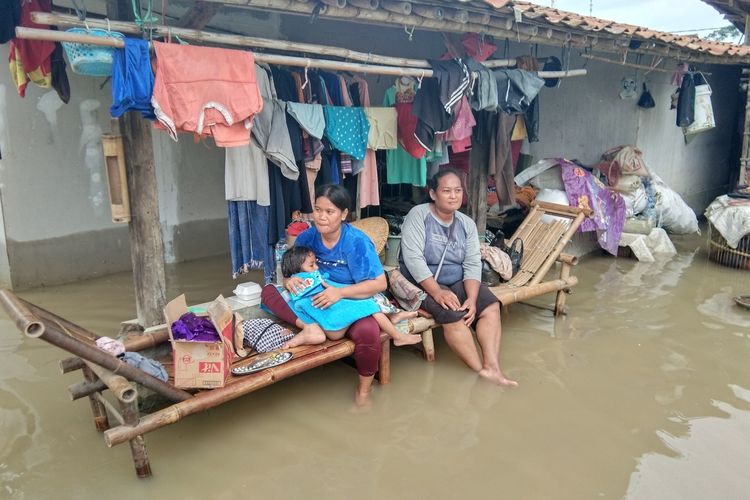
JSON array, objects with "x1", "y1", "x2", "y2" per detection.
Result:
[{"x1": 704, "y1": 25, "x2": 742, "y2": 42}]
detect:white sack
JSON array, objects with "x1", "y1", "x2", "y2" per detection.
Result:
[{"x1": 652, "y1": 174, "x2": 700, "y2": 234}]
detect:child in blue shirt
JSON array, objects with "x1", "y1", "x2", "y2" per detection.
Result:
[{"x1": 282, "y1": 246, "x2": 421, "y2": 346}]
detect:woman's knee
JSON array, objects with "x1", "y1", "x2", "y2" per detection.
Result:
[{"x1": 348, "y1": 316, "x2": 380, "y2": 345}]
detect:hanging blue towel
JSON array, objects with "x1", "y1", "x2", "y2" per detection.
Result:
[
  {"x1": 228, "y1": 201, "x2": 275, "y2": 283},
  {"x1": 110, "y1": 38, "x2": 155, "y2": 119},
  {"x1": 289, "y1": 271, "x2": 380, "y2": 331}
]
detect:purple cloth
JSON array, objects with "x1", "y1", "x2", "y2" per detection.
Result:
[
  {"x1": 171, "y1": 312, "x2": 220, "y2": 342},
  {"x1": 559, "y1": 160, "x2": 625, "y2": 256}
]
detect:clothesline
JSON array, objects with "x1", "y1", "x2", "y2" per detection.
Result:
[{"x1": 14, "y1": 26, "x2": 588, "y2": 79}]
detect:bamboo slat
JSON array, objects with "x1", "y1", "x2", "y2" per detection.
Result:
[{"x1": 84, "y1": 361, "x2": 138, "y2": 404}]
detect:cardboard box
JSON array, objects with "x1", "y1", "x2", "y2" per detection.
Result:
[{"x1": 164, "y1": 294, "x2": 234, "y2": 389}]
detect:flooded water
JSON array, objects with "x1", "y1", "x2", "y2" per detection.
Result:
[{"x1": 1, "y1": 234, "x2": 749, "y2": 499}]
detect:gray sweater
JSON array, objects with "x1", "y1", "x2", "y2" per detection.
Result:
[{"x1": 399, "y1": 204, "x2": 482, "y2": 286}]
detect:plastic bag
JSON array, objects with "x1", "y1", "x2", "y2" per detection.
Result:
[
  {"x1": 651, "y1": 174, "x2": 700, "y2": 234},
  {"x1": 637, "y1": 83, "x2": 655, "y2": 108}
]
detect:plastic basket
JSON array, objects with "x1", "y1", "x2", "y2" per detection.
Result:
[{"x1": 61, "y1": 27, "x2": 124, "y2": 77}]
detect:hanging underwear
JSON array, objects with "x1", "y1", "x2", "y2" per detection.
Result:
[
  {"x1": 111, "y1": 38, "x2": 155, "y2": 119},
  {"x1": 323, "y1": 106, "x2": 370, "y2": 160}
]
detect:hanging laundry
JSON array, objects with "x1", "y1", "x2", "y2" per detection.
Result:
[
  {"x1": 323, "y1": 106, "x2": 370, "y2": 160},
  {"x1": 364, "y1": 107, "x2": 397, "y2": 150},
  {"x1": 151, "y1": 42, "x2": 262, "y2": 147},
  {"x1": 461, "y1": 33, "x2": 497, "y2": 62},
  {"x1": 50, "y1": 42, "x2": 70, "y2": 104},
  {"x1": 8, "y1": 0, "x2": 55, "y2": 97},
  {"x1": 465, "y1": 57, "x2": 498, "y2": 112},
  {"x1": 445, "y1": 96, "x2": 476, "y2": 153},
  {"x1": 413, "y1": 77, "x2": 454, "y2": 152},
  {"x1": 494, "y1": 69, "x2": 545, "y2": 115},
  {"x1": 383, "y1": 81, "x2": 427, "y2": 186},
  {"x1": 110, "y1": 38, "x2": 155, "y2": 119},
  {"x1": 676, "y1": 72, "x2": 696, "y2": 127},
  {"x1": 515, "y1": 56, "x2": 540, "y2": 143},
  {"x1": 286, "y1": 102, "x2": 325, "y2": 139},
  {"x1": 252, "y1": 65, "x2": 299, "y2": 180},
  {"x1": 490, "y1": 112, "x2": 517, "y2": 206},
  {"x1": 428, "y1": 59, "x2": 471, "y2": 114},
  {"x1": 228, "y1": 200, "x2": 275, "y2": 283},
  {"x1": 352, "y1": 75, "x2": 380, "y2": 209},
  {"x1": 0, "y1": 0, "x2": 22, "y2": 44},
  {"x1": 225, "y1": 141, "x2": 270, "y2": 205}
]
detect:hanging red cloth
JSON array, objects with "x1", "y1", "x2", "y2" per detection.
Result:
[{"x1": 8, "y1": 0, "x2": 55, "y2": 97}]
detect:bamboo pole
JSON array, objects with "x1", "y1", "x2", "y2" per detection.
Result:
[
  {"x1": 411, "y1": 4, "x2": 442, "y2": 20},
  {"x1": 493, "y1": 276, "x2": 579, "y2": 305},
  {"x1": 93, "y1": 393, "x2": 126, "y2": 426},
  {"x1": 0, "y1": 289, "x2": 45, "y2": 337},
  {"x1": 421, "y1": 329, "x2": 435, "y2": 362},
  {"x1": 378, "y1": 336, "x2": 390, "y2": 384},
  {"x1": 120, "y1": 398, "x2": 152, "y2": 478},
  {"x1": 580, "y1": 53, "x2": 676, "y2": 74},
  {"x1": 69, "y1": 378, "x2": 107, "y2": 400},
  {"x1": 33, "y1": 13, "x2": 516, "y2": 70},
  {"x1": 320, "y1": 0, "x2": 347, "y2": 8},
  {"x1": 82, "y1": 365, "x2": 110, "y2": 431},
  {"x1": 39, "y1": 321, "x2": 192, "y2": 402},
  {"x1": 84, "y1": 361, "x2": 138, "y2": 404},
  {"x1": 381, "y1": 0, "x2": 411, "y2": 16},
  {"x1": 14, "y1": 27, "x2": 588, "y2": 79},
  {"x1": 348, "y1": 0, "x2": 379, "y2": 9},
  {"x1": 528, "y1": 212, "x2": 586, "y2": 287},
  {"x1": 556, "y1": 253, "x2": 579, "y2": 266},
  {"x1": 554, "y1": 262, "x2": 572, "y2": 316},
  {"x1": 19, "y1": 296, "x2": 99, "y2": 342},
  {"x1": 104, "y1": 341, "x2": 356, "y2": 447}
]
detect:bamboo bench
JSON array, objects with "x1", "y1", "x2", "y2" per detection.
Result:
[
  {"x1": 0, "y1": 290, "x2": 389, "y2": 478},
  {"x1": 401, "y1": 201, "x2": 592, "y2": 361}
]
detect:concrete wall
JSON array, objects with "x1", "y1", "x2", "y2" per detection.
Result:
[{"x1": 0, "y1": 7, "x2": 741, "y2": 288}]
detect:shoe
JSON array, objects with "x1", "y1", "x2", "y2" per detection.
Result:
[{"x1": 509, "y1": 238, "x2": 524, "y2": 276}]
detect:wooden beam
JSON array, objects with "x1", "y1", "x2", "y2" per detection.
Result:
[
  {"x1": 107, "y1": 0, "x2": 167, "y2": 329},
  {"x1": 176, "y1": 1, "x2": 223, "y2": 29}
]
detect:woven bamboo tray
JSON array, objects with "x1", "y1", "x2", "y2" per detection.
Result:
[{"x1": 708, "y1": 222, "x2": 750, "y2": 270}]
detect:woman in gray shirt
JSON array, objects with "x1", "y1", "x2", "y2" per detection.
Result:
[{"x1": 400, "y1": 169, "x2": 518, "y2": 387}]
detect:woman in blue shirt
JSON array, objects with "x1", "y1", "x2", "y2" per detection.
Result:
[{"x1": 261, "y1": 184, "x2": 387, "y2": 406}]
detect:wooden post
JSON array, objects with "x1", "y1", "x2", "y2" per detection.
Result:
[
  {"x1": 82, "y1": 365, "x2": 110, "y2": 431},
  {"x1": 106, "y1": 1, "x2": 167, "y2": 329},
  {"x1": 421, "y1": 329, "x2": 436, "y2": 362},
  {"x1": 740, "y1": 19, "x2": 750, "y2": 186},
  {"x1": 378, "y1": 337, "x2": 391, "y2": 384}
]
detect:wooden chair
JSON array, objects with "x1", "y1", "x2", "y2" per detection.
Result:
[{"x1": 405, "y1": 201, "x2": 592, "y2": 361}]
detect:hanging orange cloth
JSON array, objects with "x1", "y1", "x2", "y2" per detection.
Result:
[{"x1": 8, "y1": 0, "x2": 55, "y2": 97}]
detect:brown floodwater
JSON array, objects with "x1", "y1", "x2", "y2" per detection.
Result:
[{"x1": 1, "y1": 234, "x2": 749, "y2": 499}]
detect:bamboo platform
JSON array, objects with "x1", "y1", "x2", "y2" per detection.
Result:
[
  {"x1": 0, "y1": 290, "x2": 390, "y2": 479},
  {"x1": 406, "y1": 201, "x2": 591, "y2": 362}
]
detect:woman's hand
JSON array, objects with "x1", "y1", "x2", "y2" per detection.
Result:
[
  {"x1": 312, "y1": 280, "x2": 343, "y2": 309},
  {"x1": 284, "y1": 276, "x2": 306, "y2": 295},
  {"x1": 460, "y1": 299, "x2": 477, "y2": 325},
  {"x1": 431, "y1": 288, "x2": 462, "y2": 311}
]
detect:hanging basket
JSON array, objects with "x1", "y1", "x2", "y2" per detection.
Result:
[{"x1": 61, "y1": 26, "x2": 124, "y2": 77}]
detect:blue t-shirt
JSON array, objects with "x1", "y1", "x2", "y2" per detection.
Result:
[{"x1": 294, "y1": 224, "x2": 384, "y2": 285}]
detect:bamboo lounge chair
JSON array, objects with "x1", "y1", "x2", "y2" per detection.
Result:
[
  {"x1": 405, "y1": 201, "x2": 592, "y2": 362},
  {"x1": 0, "y1": 290, "x2": 391, "y2": 478}
]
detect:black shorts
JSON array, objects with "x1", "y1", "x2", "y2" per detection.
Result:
[{"x1": 421, "y1": 281, "x2": 499, "y2": 325}]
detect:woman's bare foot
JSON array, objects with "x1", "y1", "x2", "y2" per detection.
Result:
[
  {"x1": 392, "y1": 333, "x2": 423, "y2": 347},
  {"x1": 354, "y1": 387, "x2": 372, "y2": 407},
  {"x1": 478, "y1": 368, "x2": 519, "y2": 387},
  {"x1": 389, "y1": 310, "x2": 419, "y2": 324},
  {"x1": 282, "y1": 323, "x2": 326, "y2": 348}
]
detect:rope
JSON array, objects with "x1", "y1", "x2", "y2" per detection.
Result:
[{"x1": 131, "y1": 0, "x2": 159, "y2": 31}]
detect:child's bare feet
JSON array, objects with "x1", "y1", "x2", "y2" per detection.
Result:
[
  {"x1": 389, "y1": 310, "x2": 419, "y2": 324},
  {"x1": 392, "y1": 333, "x2": 422, "y2": 347}
]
